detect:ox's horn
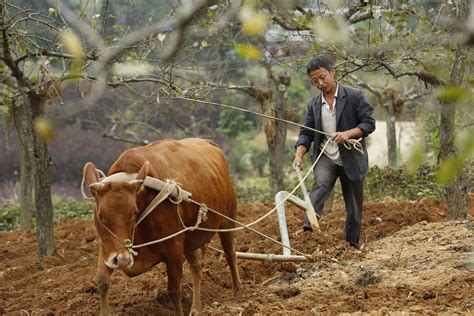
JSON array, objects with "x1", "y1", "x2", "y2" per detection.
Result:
[
  {"x1": 89, "y1": 182, "x2": 104, "y2": 191},
  {"x1": 129, "y1": 180, "x2": 144, "y2": 185}
]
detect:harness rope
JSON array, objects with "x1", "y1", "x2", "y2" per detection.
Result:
[
  {"x1": 87, "y1": 139, "x2": 332, "y2": 257},
  {"x1": 83, "y1": 138, "x2": 356, "y2": 258}
]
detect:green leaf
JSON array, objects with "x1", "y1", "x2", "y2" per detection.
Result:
[
  {"x1": 437, "y1": 86, "x2": 468, "y2": 103},
  {"x1": 436, "y1": 156, "x2": 465, "y2": 186},
  {"x1": 234, "y1": 43, "x2": 262, "y2": 60},
  {"x1": 311, "y1": 16, "x2": 349, "y2": 45}
]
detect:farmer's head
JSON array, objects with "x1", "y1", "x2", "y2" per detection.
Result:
[{"x1": 307, "y1": 56, "x2": 336, "y2": 94}]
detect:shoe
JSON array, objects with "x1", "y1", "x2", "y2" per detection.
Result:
[
  {"x1": 303, "y1": 216, "x2": 313, "y2": 232},
  {"x1": 349, "y1": 242, "x2": 364, "y2": 250}
]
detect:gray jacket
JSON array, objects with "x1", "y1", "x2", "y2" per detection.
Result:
[{"x1": 295, "y1": 84, "x2": 376, "y2": 181}]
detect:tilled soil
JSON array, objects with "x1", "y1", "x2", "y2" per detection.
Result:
[{"x1": 0, "y1": 197, "x2": 473, "y2": 315}]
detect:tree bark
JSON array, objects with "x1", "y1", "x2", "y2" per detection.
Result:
[
  {"x1": 438, "y1": 0, "x2": 468, "y2": 220},
  {"x1": 385, "y1": 93, "x2": 398, "y2": 168},
  {"x1": 380, "y1": 88, "x2": 398, "y2": 168},
  {"x1": 30, "y1": 95, "x2": 56, "y2": 260},
  {"x1": 238, "y1": 66, "x2": 290, "y2": 197},
  {"x1": 264, "y1": 67, "x2": 290, "y2": 197},
  {"x1": 12, "y1": 96, "x2": 35, "y2": 230}
]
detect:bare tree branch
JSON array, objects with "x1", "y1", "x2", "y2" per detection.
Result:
[
  {"x1": 1, "y1": 1, "x2": 32, "y2": 93},
  {"x1": 15, "y1": 50, "x2": 96, "y2": 66},
  {"x1": 100, "y1": 0, "x2": 110, "y2": 36},
  {"x1": 347, "y1": 74, "x2": 381, "y2": 99},
  {"x1": 102, "y1": 132, "x2": 149, "y2": 146}
]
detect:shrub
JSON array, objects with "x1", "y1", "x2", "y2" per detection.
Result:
[
  {"x1": 234, "y1": 164, "x2": 456, "y2": 204},
  {"x1": 364, "y1": 165, "x2": 444, "y2": 201},
  {"x1": 0, "y1": 200, "x2": 20, "y2": 231},
  {"x1": 0, "y1": 196, "x2": 94, "y2": 232}
]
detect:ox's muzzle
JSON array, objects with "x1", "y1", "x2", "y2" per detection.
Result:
[{"x1": 105, "y1": 251, "x2": 135, "y2": 269}]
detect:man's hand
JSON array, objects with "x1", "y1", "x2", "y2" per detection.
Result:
[
  {"x1": 292, "y1": 156, "x2": 303, "y2": 170},
  {"x1": 332, "y1": 127, "x2": 364, "y2": 144},
  {"x1": 293, "y1": 145, "x2": 307, "y2": 170},
  {"x1": 332, "y1": 131, "x2": 351, "y2": 144}
]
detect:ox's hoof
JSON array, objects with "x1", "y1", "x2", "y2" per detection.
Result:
[{"x1": 233, "y1": 281, "x2": 243, "y2": 296}]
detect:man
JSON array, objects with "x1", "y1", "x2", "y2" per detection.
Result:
[{"x1": 293, "y1": 56, "x2": 375, "y2": 250}]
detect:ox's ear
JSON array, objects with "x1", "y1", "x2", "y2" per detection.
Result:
[
  {"x1": 137, "y1": 161, "x2": 150, "y2": 181},
  {"x1": 83, "y1": 162, "x2": 101, "y2": 196},
  {"x1": 83, "y1": 162, "x2": 100, "y2": 185}
]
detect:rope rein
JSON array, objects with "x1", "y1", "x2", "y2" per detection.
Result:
[
  {"x1": 172, "y1": 96, "x2": 364, "y2": 155},
  {"x1": 83, "y1": 139, "x2": 349, "y2": 258},
  {"x1": 132, "y1": 139, "x2": 332, "y2": 257}
]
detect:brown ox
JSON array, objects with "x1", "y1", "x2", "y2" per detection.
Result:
[{"x1": 83, "y1": 138, "x2": 241, "y2": 315}]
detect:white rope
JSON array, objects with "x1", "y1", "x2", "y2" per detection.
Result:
[
  {"x1": 86, "y1": 140, "x2": 353, "y2": 258},
  {"x1": 80, "y1": 176, "x2": 94, "y2": 200},
  {"x1": 80, "y1": 168, "x2": 111, "y2": 200},
  {"x1": 135, "y1": 180, "x2": 176, "y2": 226},
  {"x1": 173, "y1": 96, "x2": 365, "y2": 155},
  {"x1": 130, "y1": 139, "x2": 332, "y2": 257},
  {"x1": 132, "y1": 227, "x2": 194, "y2": 249}
]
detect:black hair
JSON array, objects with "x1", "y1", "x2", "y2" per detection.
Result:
[{"x1": 306, "y1": 56, "x2": 334, "y2": 74}]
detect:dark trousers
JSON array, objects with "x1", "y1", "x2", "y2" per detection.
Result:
[{"x1": 305, "y1": 154, "x2": 364, "y2": 245}]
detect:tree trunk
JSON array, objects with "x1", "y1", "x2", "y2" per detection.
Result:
[
  {"x1": 439, "y1": 96, "x2": 468, "y2": 219},
  {"x1": 438, "y1": 0, "x2": 468, "y2": 220},
  {"x1": 385, "y1": 102, "x2": 397, "y2": 168},
  {"x1": 12, "y1": 97, "x2": 35, "y2": 230},
  {"x1": 383, "y1": 91, "x2": 398, "y2": 168},
  {"x1": 1, "y1": 0, "x2": 55, "y2": 259},
  {"x1": 29, "y1": 95, "x2": 56, "y2": 260},
  {"x1": 264, "y1": 70, "x2": 290, "y2": 197}
]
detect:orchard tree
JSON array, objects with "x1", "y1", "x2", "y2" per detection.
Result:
[
  {"x1": 259, "y1": 0, "x2": 472, "y2": 218},
  {"x1": 0, "y1": 0, "x2": 237, "y2": 260}
]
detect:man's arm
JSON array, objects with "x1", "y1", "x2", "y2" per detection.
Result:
[
  {"x1": 354, "y1": 90, "x2": 376, "y2": 136},
  {"x1": 293, "y1": 144, "x2": 308, "y2": 169},
  {"x1": 334, "y1": 90, "x2": 375, "y2": 144}
]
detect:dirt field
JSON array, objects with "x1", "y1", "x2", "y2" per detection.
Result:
[{"x1": 1, "y1": 196, "x2": 473, "y2": 315}]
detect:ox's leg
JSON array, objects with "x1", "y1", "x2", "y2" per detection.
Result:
[
  {"x1": 96, "y1": 247, "x2": 113, "y2": 316},
  {"x1": 184, "y1": 250, "x2": 202, "y2": 315},
  {"x1": 218, "y1": 230, "x2": 242, "y2": 294},
  {"x1": 165, "y1": 255, "x2": 185, "y2": 316}
]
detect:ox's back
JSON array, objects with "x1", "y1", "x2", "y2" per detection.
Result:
[{"x1": 109, "y1": 138, "x2": 235, "y2": 209}]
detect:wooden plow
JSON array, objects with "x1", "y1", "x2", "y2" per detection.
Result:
[
  {"x1": 142, "y1": 170, "x2": 319, "y2": 263},
  {"x1": 233, "y1": 169, "x2": 319, "y2": 263}
]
